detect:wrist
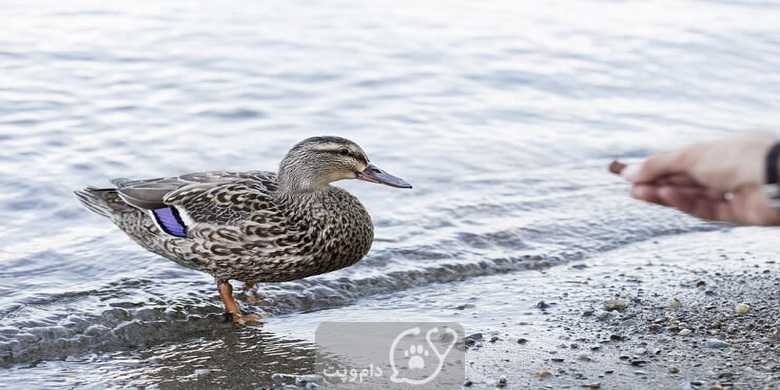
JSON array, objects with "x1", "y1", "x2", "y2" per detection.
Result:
[
  {"x1": 761, "y1": 141, "x2": 780, "y2": 214},
  {"x1": 765, "y1": 141, "x2": 780, "y2": 184}
]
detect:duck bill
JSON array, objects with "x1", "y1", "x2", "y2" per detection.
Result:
[{"x1": 357, "y1": 164, "x2": 412, "y2": 189}]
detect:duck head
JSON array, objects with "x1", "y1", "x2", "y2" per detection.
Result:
[{"x1": 278, "y1": 136, "x2": 412, "y2": 192}]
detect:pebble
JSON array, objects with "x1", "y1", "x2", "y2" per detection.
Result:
[
  {"x1": 735, "y1": 303, "x2": 750, "y2": 314},
  {"x1": 666, "y1": 298, "x2": 682, "y2": 308},
  {"x1": 668, "y1": 367, "x2": 679, "y2": 374},
  {"x1": 678, "y1": 329, "x2": 693, "y2": 336},
  {"x1": 705, "y1": 338, "x2": 730, "y2": 349},
  {"x1": 497, "y1": 376, "x2": 507, "y2": 388},
  {"x1": 586, "y1": 382, "x2": 601, "y2": 389},
  {"x1": 609, "y1": 334, "x2": 626, "y2": 341},
  {"x1": 603, "y1": 299, "x2": 630, "y2": 311},
  {"x1": 463, "y1": 380, "x2": 473, "y2": 387},
  {"x1": 577, "y1": 352, "x2": 590, "y2": 361},
  {"x1": 466, "y1": 333, "x2": 483, "y2": 346}
]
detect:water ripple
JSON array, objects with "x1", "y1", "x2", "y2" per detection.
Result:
[{"x1": 1, "y1": 0, "x2": 778, "y2": 385}]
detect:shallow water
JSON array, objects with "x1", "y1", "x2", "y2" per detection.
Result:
[{"x1": 1, "y1": 0, "x2": 779, "y2": 387}]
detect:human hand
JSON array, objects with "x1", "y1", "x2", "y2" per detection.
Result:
[{"x1": 617, "y1": 131, "x2": 780, "y2": 226}]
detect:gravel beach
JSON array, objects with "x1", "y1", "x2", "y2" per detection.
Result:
[{"x1": 462, "y1": 228, "x2": 780, "y2": 390}]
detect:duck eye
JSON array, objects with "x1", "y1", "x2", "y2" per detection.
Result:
[{"x1": 338, "y1": 148, "x2": 350, "y2": 156}]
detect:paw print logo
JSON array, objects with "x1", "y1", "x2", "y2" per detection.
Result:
[
  {"x1": 405, "y1": 344, "x2": 429, "y2": 369},
  {"x1": 389, "y1": 327, "x2": 458, "y2": 385}
]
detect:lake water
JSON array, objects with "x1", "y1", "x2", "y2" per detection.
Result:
[{"x1": 1, "y1": 0, "x2": 779, "y2": 388}]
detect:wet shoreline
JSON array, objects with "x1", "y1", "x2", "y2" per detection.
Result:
[{"x1": 3, "y1": 228, "x2": 779, "y2": 389}]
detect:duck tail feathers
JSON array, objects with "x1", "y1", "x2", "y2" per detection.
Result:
[{"x1": 74, "y1": 187, "x2": 129, "y2": 218}]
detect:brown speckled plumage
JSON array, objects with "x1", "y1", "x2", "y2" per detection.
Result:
[{"x1": 75, "y1": 136, "x2": 411, "y2": 323}]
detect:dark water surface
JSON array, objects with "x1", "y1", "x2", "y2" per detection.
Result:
[{"x1": 1, "y1": 0, "x2": 779, "y2": 387}]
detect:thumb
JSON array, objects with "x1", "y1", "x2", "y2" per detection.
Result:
[{"x1": 621, "y1": 150, "x2": 693, "y2": 183}]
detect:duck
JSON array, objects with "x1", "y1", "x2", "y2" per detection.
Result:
[{"x1": 75, "y1": 136, "x2": 412, "y2": 324}]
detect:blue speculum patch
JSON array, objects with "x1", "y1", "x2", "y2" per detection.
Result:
[{"x1": 152, "y1": 207, "x2": 188, "y2": 237}]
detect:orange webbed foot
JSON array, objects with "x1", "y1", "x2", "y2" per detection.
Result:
[
  {"x1": 218, "y1": 281, "x2": 268, "y2": 325},
  {"x1": 226, "y1": 311, "x2": 268, "y2": 326}
]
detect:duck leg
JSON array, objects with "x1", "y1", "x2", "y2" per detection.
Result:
[
  {"x1": 241, "y1": 281, "x2": 257, "y2": 294},
  {"x1": 217, "y1": 281, "x2": 265, "y2": 325},
  {"x1": 240, "y1": 281, "x2": 275, "y2": 306},
  {"x1": 240, "y1": 281, "x2": 259, "y2": 303}
]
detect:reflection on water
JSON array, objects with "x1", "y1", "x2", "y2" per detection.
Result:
[
  {"x1": 14, "y1": 328, "x2": 313, "y2": 389},
  {"x1": 1, "y1": 0, "x2": 779, "y2": 386}
]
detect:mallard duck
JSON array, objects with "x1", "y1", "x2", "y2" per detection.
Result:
[{"x1": 75, "y1": 136, "x2": 412, "y2": 324}]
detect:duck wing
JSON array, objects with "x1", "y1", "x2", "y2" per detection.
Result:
[{"x1": 113, "y1": 171, "x2": 279, "y2": 232}]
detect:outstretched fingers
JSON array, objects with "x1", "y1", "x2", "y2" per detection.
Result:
[{"x1": 645, "y1": 185, "x2": 780, "y2": 225}]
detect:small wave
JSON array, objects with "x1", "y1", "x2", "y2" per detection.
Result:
[{"x1": 0, "y1": 215, "x2": 720, "y2": 367}]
